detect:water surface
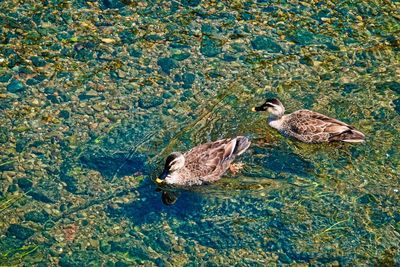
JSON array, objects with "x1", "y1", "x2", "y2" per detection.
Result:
[{"x1": 0, "y1": 0, "x2": 399, "y2": 266}]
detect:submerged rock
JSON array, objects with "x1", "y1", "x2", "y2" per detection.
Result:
[
  {"x1": 101, "y1": 0, "x2": 126, "y2": 9},
  {"x1": 7, "y1": 79, "x2": 25, "y2": 93},
  {"x1": 342, "y1": 83, "x2": 360, "y2": 95},
  {"x1": 16, "y1": 178, "x2": 33, "y2": 191},
  {"x1": 288, "y1": 30, "x2": 316, "y2": 46},
  {"x1": 31, "y1": 56, "x2": 46, "y2": 67},
  {"x1": 24, "y1": 210, "x2": 50, "y2": 223},
  {"x1": 200, "y1": 36, "x2": 221, "y2": 57},
  {"x1": 251, "y1": 36, "x2": 282, "y2": 53},
  {"x1": 27, "y1": 190, "x2": 55, "y2": 203},
  {"x1": 138, "y1": 95, "x2": 164, "y2": 109},
  {"x1": 0, "y1": 159, "x2": 13, "y2": 171},
  {"x1": 0, "y1": 72, "x2": 12, "y2": 83},
  {"x1": 157, "y1": 57, "x2": 178, "y2": 74},
  {"x1": 6, "y1": 224, "x2": 35, "y2": 240},
  {"x1": 370, "y1": 209, "x2": 391, "y2": 227},
  {"x1": 376, "y1": 81, "x2": 400, "y2": 94},
  {"x1": 182, "y1": 72, "x2": 196, "y2": 89},
  {"x1": 172, "y1": 52, "x2": 190, "y2": 61},
  {"x1": 181, "y1": 0, "x2": 201, "y2": 7},
  {"x1": 393, "y1": 99, "x2": 400, "y2": 114}
]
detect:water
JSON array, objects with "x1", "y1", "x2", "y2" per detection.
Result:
[{"x1": 0, "y1": 0, "x2": 399, "y2": 266}]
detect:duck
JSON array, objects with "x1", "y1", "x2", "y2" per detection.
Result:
[
  {"x1": 252, "y1": 98, "x2": 365, "y2": 143},
  {"x1": 155, "y1": 136, "x2": 251, "y2": 186}
]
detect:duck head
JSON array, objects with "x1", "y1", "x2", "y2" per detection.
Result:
[
  {"x1": 155, "y1": 152, "x2": 185, "y2": 185},
  {"x1": 252, "y1": 98, "x2": 285, "y2": 118}
]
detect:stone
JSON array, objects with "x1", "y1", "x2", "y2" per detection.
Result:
[
  {"x1": 0, "y1": 159, "x2": 13, "y2": 171},
  {"x1": 100, "y1": 240, "x2": 111, "y2": 254},
  {"x1": 16, "y1": 178, "x2": 33, "y2": 191},
  {"x1": 0, "y1": 128, "x2": 8, "y2": 144},
  {"x1": 7, "y1": 79, "x2": 25, "y2": 93},
  {"x1": 101, "y1": 0, "x2": 125, "y2": 9},
  {"x1": 393, "y1": 99, "x2": 400, "y2": 114},
  {"x1": 370, "y1": 209, "x2": 391, "y2": 227},
  {"x1": 6, "y1": 224, "x2": 35, "y2": 240},
  {"x1": 182, "y1": 72, "x2": 195, "y2": 89},
  {"x1": 162, "y1": 92, "x2": 173, "y2": 99},
  {"x1": 231, "y1": 43, "x2": 246, "y2": 52},
  {"x1": 119, "y1": 30, "x2": 136, "y2": 44},
  {"x1": 200, "y1": 36, "x2": 221, "y2": 57},
  {"x1": 201, "y1": 24, "x2": 217, "y2": 34},
  {"x1": 157, "y1": 57, "x2": 178, "y2": 74},
  {"x1": 25, "y1": 210, "x2": 50, "y2": 223},
  {"x1": 8, "y1": 184, "x2": 18, "y2": 193},
  {"x1": 0, "y1": 72, "x2": 12, "y2": 83},
  {"x1": 223, "y1": 54, "x2": 236, "y2": 62},
  {"x1": 128, "y1": 48, "x2": 142, "y2": 57},
  {"x1": 138, "y1": 96, "x2": 164, "y2": 109},
  {"x1": 172, "y1": 52, "x2": 190, "y2": 61},
  {"x1": 342, "y1": 83, "x2": 360, "y2": 95},
  {"x1": 251, "y1": 36, "x2": 282, "y2": 52},
  {"x1": 181, "y1": 0, "x2": 201, "y2": 7},
  {"x1": 31, "y1": 56, "x2": 46, "y2": 67},
  {"x1": 27, "y1": 190, "x2": 54, "y2": 203},
  {"x1": 59, "y1": 110, "x2": 70, "y2": 119},
  {"x1": 26, "y1": 73, "x2": 46, "y2": 86},
  {"x1": 288, "y1": 30, "x2": 316, "y2": 45},
  {"x1": 376, "y1": 81, "x2": 400, "y2": 94}
]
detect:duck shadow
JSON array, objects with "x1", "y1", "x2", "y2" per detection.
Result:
[{"x1": 105, "y1": 180, "x2": 205, "y2": 225}]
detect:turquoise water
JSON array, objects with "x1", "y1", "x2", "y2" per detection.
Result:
[{"x1": 0, "y1": 0, "x2": 399, "y2": 265}]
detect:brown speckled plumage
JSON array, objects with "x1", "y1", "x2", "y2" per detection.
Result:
[
  {"x1": 281, "y1": 110, "x2": 365, "y2": 143},
  {"x1": 158, "y1": 136, "x2": 251, "y2": 186},
  {"x1": 254, "y1": 99, "x2": 365, "y2": 144}
]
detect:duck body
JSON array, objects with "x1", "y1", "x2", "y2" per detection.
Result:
[
  {"x1": 157, "y1": 136, "x2": 251, "y2": 187},
  {"x1": 270, "y1": 109, "x2": 365, "y2": 143},
  {"x1": 254, "y1": 99, "x2": 365, "y2": 144}
]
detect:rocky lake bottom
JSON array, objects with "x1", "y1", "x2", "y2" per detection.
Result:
[{"x1": 0, "y1": 0, "x2": 399, "y2": 266}]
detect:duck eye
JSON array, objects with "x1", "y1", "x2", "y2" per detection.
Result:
[{"x1": 169, "y1": 158, "x2": 177, "y2": 167}]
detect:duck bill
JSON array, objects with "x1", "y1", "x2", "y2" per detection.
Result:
[
  {"x1": 155, "y1": 169, "x2": 168, "y2": 185},
  {"x1": 251, "y1": 106, "x2": 265, "y2": 112}
]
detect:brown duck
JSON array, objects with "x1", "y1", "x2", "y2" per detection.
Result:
[
  {"x1": 155, "y1": 136, "x2": 251, "y2": 186},
  {"x1": 252, "y1": 98, "x2": 365, "y2": 143}
]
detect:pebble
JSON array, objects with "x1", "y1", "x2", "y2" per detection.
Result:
[
  {"x1": 31, "y1": 56, "x2": 47, "y2": 67},
  {"x1": 157, "y1": 57, "x2": 178, "y2": 74},
  {"x1": 251, "y1": 36, "x2": 283, "y2": 53},
  {"x1": 25, "y1": 210, "x2": 50, "y2": 223},
  {"x1": 138, "y1": 95, "x2": 164, "y2": 109},
  {"x1": 0, "y1": 73, "x2": 12, "y2": 83},
  {"x1": 7, "y1": 79, "x2": 25, "y2": 93},
  {"x1": 182, "y1": 72, "x2": 196, "y2": 89},
  {"x1": 16, "y1": 178, "x2": 33, "y2": 191},
  {"x1": 30, "y1": 98, "x2": 40, "y2": 106},
  {"x1": 200, "y1": 36, "x2": 221, "y2": 57},
  {"x1": 6, "y1": 224, "x2": 35, "y2": 240}
]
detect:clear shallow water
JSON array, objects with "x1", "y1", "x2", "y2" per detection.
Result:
[{"x1": 0, "y1": 0, "x2": 399, "y2": 266}]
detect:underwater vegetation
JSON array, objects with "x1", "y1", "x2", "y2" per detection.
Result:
[{"x1": 0, "y1": 0, "x2": 399, "y2": 266}]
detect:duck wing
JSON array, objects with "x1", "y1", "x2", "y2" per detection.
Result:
[
  {"x1": 288, "y1": 110, "x2": 350, "y2": 134},
  {"x1": 184, "y1": 136, "x2": 250, "y2": 182}
]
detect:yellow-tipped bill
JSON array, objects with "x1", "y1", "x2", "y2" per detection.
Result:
[
  {"x1": 155, "y1": 178, "x2": 163, "y2": 184},
  {"x1": 251, "y1": 107, "x2": 256, "y2": 112}
]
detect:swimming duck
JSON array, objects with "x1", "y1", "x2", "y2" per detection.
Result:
[
  {"x1": 155, "y1": 136, "x2": 251, "y2": 186},
  {"x1": 252, "y1": 98, "x2": 365, "y2": 143}
]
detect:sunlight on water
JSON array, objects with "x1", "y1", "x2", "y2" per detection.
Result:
[{"x1": 0, "y1": 0, "x2": 399, "y2": 265}]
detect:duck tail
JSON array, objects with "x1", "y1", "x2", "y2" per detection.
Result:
[
  {"x1": 233, "y1": 136, "x2": 251, "y2": 156},
  {"x1": 329, "y1": 129, "x2": 366, "y2": 143}
]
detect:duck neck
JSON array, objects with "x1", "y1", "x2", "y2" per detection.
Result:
[{"x1": 268, "y1": 112, "x2": 283, "y2": 121}]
